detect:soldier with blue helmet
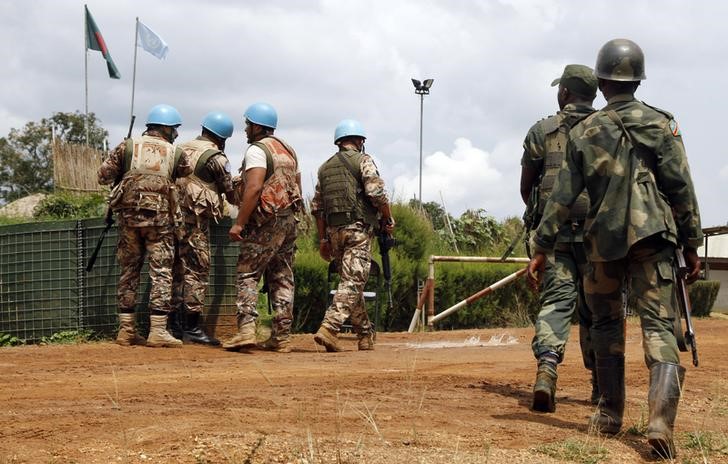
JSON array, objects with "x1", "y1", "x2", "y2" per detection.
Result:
[
  {"x1": 311, "y1": 119, "x2": 395, "y2": 352},
  {"x1": 98, "y1": 103, "x2": 192, "y2": 348},
  {"x1": 528, "y1": 39, "x2": 703, "y2": 459},
  {"x1": 169, "y1": 111, "x2": 236, "y2": 346},
  {"x1": 223, "y1": 103, "x2": 302, "y2": 353}
]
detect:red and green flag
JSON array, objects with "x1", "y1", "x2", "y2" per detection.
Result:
[{"x1": 84, "y1": 5, "x2": 120, "y2": 79}]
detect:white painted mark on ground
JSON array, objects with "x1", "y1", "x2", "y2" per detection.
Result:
[{"x1": 399, "y1": 334, "x2": 519, "y2": 349}]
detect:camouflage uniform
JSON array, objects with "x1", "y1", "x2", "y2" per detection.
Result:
[
  {"x1": 171, "y1": 136, "x2": 234, "y2": 316},
  {"x1": 524, "y1": 103, "x2": 595, "y2": 368},
  {"x1": 229, "y1": 136, "x2": 301, "y2": 349},
  {"x1": 311, "y1": 150, "x2": 389, "y2": 346},
  {"x1": 534, "y1": 95, "x2": 703, "y2": 362},
  {"x1": 533, "y1": 94, "x2": 702, "y2": 442},
  {"x1": 98, "y1": 131, "x2": 192, "y2": 317}
]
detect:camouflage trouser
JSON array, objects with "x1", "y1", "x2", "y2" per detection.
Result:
[
  {"x1": 172, "y1": 219, "x2": 210, "y2": 314},
  {"x1": 321, "y1": 223, "x2": 374, "y2": 335},
  {"x1": 531, "y1": 242, "x2": 595, "y2": 369},
  {"x1": 584, "y1": 236, "x2": 679, "y2": 367},
  {"x1": 235, "y1": 214, "x2": 297, "y2": 336},
  {"x1": 117, "y1": 224, "x2": 175, "y2": 313}
]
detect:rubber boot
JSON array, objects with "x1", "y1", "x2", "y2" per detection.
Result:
[
  {"x1": 146, "y1": 314, "x2": 183, "y2": 348},
  {"x1": 115, "y1": 313, "x2": 147, "y2": 346},
  {"x1": 183, "y1": 311, "x2": 220, "y2": 346},
  {"x1": 532, "y1": 355, "x2": 558, "y2": 412},
  {"x1": 313, "y1": 325, "x2": 342, "y2": 352},
  {"x1": 222, "y1": 320, "x2": 257, "y2": 351},
  {"x1": 357, "y1": 331, "x2": 374, "y2": 351},
  {"x1": 167, "y1": 310, "x2": 184, "y2": 340},
  {"x1": 647, "y1": 362, "x2": 686, "y2": 459},
  {"x1": 590, "y1": 370, "x2": 600, "y2": 405},
  {"x1": 589, "y1": 355, "x2": 625, "y2": 434}
]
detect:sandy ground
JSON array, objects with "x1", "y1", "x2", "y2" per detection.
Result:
[{"x1": 1, "y1": 318, "x2": 727, "y2": 464}]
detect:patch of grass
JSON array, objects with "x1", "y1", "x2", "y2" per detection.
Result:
[
  {"x1": 534, "y1": 437, "x2": 608, "y2": 464},
  {"x1": 0, "y1": 332, "x2": 24, "y2": 347},
  {"x1": 40, "y1": 329, "x2": 95, "y2": 345},
  {"x1": 0, "y1": 215, "x2": 28, "y2": 226},
  {"x1": 625, "y1": 407, "x2": 648, "y2": 436},
  {"x1": 682, "y1": 430, "x2": 728, "y2": 457}
]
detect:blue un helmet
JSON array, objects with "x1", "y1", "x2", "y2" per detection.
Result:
[
  {"x1": 334, "y1": 119, "x2": 366, "y2": 143},
  {"x1": 201, "y1": 111, "x2": 234, "y2": 139},
  {"x1": 243, "y1": 102, "x2": 277, "y2": 129},
  {"x1": 145, "y1": 104, "x2": 183, "y2": 127}
]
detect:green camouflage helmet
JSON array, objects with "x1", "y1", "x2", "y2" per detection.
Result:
[{"x1": 595, "y1": 38, "x2": 646, "y2": 81}]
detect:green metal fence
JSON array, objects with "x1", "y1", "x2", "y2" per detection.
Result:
[{"x1": 0, "y1": 218, "x2": 240, "y2": 342}]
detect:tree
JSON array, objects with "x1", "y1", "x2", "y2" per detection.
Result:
[
  {"x1": 0, "y1": 112, "x2": 108, "y2": 203},
  {"x1": 451, "y1": 208, "x2": 506, "y2": 255}
]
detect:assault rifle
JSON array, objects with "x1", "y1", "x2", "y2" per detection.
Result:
[
  {"x1": 86, "y1": 115, "x2": 135, "y2": 272},
  {"x1": 501, "y1": 182, "x2": 540, "y2": 260},
  {"x1": 377, "y1": 220, "x2": 396, "y2": 332},
  {"x1": 674, "y1": 246, "x2": 699, "y2": 367}
]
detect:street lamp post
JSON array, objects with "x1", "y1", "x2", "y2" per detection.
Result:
[{"x1": 411, "y1": 78, "x2": 433, "y2": 204}]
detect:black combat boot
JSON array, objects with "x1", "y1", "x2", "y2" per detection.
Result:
[
  {"x1": 589, "y1": 355, "x2": 625, "y2": 434},
  {"x1": 167, "y1": 310, "x2": 184, "y2": 340},
  {"x1": 647, "y1": 362, "x2": 685, "y2": 459},
  {"x1": 590, "y1": 369, "x2": 600, "y2": 405},
  {"x1": 532, "y1": 353, "x2": 558, "y2": 413},
  {"x1": 183, "y1": 311, "x2": 220, "y2": 346}
]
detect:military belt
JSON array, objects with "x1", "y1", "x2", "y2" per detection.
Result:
[{"x1": 327, "y1": 211, "x2": 359, "y2": 227}]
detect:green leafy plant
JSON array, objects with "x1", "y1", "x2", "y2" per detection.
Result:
[
  {"x1": 0, "y1": 332, "x2": 24, "y2": 347},
  {"x1": 40, "y1": 329, "x2": 95, "y2": 345},
  {"x1": 33, "y1": 191, "x2": 106, "y2": 220}
]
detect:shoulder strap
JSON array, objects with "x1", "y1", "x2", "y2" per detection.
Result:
[
  {"x1": 605, "y1": 109, "x2": 634, "y2": 145},
  {"x1": 252, "y1": 141, "x2": 275, "y2": 181},
  {"x1": 197, "y1": 148, "x2": 222, "y2": 169},
  {"x1": 123, "y1": 138, "x2": 134, "y2": 175},
  {"x1": 336, "y1": 152, "x2": 363, "y2": 187}
]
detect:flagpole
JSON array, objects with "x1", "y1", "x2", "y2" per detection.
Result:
[
  {"x1": 130, "y1": 17, "x2": 139, "y2": 123},
  {"x1": 84, "y1": 4, "x2": 89, "y2": 145}
]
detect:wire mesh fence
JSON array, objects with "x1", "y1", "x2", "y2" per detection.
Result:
[{"x1": 0, "y1": 218, "x2": 240, "y2": 342}]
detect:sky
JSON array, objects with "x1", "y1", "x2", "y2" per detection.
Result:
[{"x1": 0, "y1": 0, "x2": 724, "y2": 227}]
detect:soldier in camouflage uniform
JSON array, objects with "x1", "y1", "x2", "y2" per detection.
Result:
[
  {"x1": 98, "y1": 104, "x2": 192, "y2": 348},
  {"x1": 170, "y1": 112, "x2": 236, "y2": 346},
  {"x1": 528, "y1": 39, "x2": 702, "y2": 459},
  {"x1": 521, "y1": 65, "x2": 598, "y2": 413},
  {"x1": 223, "y1": 103, "x2": 302, "y2": 353},
  {"x1": 311, "y1": 119, "x2": 395, "y2": 352}
]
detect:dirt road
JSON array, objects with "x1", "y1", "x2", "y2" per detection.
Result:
[{"x1": 1, "y1": 318, "x2": 727, "y2": 463}]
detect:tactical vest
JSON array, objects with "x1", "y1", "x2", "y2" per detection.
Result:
[
  {"x1": 110, "y1": 135, "x2": 179, "y2": 213},
  {"x1": 318, "y1": 149, "x2": 378, "y2": 227},
  {"x1": 244, "y1": 136, "x2": 301, "y2": 222},
  {"x1": 538, "y1": 115, "x2": 589, "y2": 221},
  {"x1": 176, "y1": 138, "x2": 224, "y2": 220}
]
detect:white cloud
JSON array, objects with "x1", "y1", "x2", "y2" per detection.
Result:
[{"x1": 392, "y1": 137, "x2": 522, "y2": 218}]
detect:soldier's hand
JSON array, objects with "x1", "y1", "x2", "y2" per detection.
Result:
[
  {"x1": 683, "y1": 247, "x2": 701, "y2": 284},
  {"x1": 229, "y1": 224, "x2": 244, "y2": 242},
  {"x1": 527, "y1": 252, "x2": 546, "y2": 292},
  {"x1": 382, "y1": 217, "x2": 395, "y2": 234},
  {"x1": 319, "y1": 240, "x2": 332, "y2": 261}
]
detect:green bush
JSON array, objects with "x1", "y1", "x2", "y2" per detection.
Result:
[
  {"x1": 0, "y1": 332, "x2": 24, "y2": 347},
  {"x1": 40, "y1": 329, "x2": 95, "y2": 345},
  {"x1": 430, "y1": 262, "x2": 537, "y2": 329},
  {"x1": 33, "y1": 192, "x2": 106, "y2": 220},
  {"x1": 292, "y1": 249, "x2": 330, "y2": 333},
  {"x1": 689, "y1": 280, "x2": 720, "y2": 317}
]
